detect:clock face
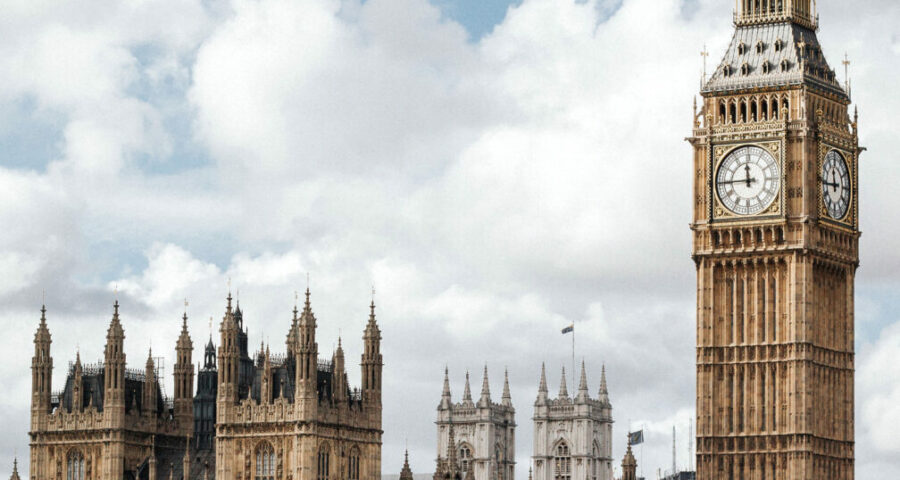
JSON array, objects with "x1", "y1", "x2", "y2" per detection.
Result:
[
  {"x1": 716, "y1": 146, "x2": 781, "y2": 216},
  {"x1": 822, "y1": 150, "x2": 851, "y2": 220}
]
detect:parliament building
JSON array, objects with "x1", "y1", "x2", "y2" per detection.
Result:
[{"x1": 27, "y1": 290, "x2": 383, "y2": 480}]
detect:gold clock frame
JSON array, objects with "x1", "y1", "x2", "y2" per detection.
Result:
[
  {"x1": 818, "y1": 143, "x2": 857, "y2": 230},
  {"x1": 710, "y1": 140, "x2": 784, "y2": 223}
]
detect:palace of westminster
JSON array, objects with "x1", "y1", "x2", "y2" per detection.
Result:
[{"x1": 9, "y1": 1, "x2": 862, "y2": 479}]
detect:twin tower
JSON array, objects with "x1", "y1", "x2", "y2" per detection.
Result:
[
  {"x1": 432, "y1": 363, "x2": 613, "y2": 480},
  {"x1": 28, "y1": 290, "x2": 383, "y2": 480}
]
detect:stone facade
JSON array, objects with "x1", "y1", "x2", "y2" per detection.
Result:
[
  {"x1": 214, "y1": 291, "x2": 383, "y2": 480},
  {"x1": 689, "y1": 1, "x2": 859, "y2": 478},
  {"x1": 27, "y1": 289, "x2": 383, "y2": 480},
  {"x1": 435, "y1": 368, "x2": 515, "y2": 480},
  {"x1": 29, "y1": 303, "x2": 193, "y2": 480},
  {"x1": 531, "y1": 363, "x2": 612, "y2": 480}
]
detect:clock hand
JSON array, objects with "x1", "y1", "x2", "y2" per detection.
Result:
[
  {"x1": 744, "y1": 164, "x2": 753, "y2": 188},
  {"x1": 720, "y1": 177, "x2": 759, "y2": 186}
]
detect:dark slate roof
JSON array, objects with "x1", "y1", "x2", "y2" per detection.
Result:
[{"x1": 703, "y1": 22, "x2": 848, "y2": 99}]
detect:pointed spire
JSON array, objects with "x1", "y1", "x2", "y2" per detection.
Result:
[
  {"x1": 400, "y1": 449, "x2": 414, "y2": 480},
  {"x1": 501, "y1": 368, "x2": 512, "y2": 407},
  {"x1": 75, "y1": 349, "x2": 82, "y2": 368},
  {"x1": 462, "y1": 370, "x2": 473, "y2": 406},
  {"x1": 576, "y1": 360, "x2": 590, "y2": 403},
  {"x1": 440, "y1": 367, "x2": 452, "y2": 409},
  {"x1": 478, "y1": 365, "x2": 492, "y2": 407},
  {"x1": 558, "y1": 366, "x2": 569, "y2": 399},
  {"x1": 598, "y1": 364, "x2": 610, "y2": 406},
  {"x1": 10, "y1": 456, "x2": 21, "y2": 480},
  {"x1": 528, "y1": 467, "x2": 532, "y2": 480},
  {"x1": 536, "y1": 363, "x2": 548, "y2": 404}
]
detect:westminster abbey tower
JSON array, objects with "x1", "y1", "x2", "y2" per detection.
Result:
[{"x1": 689, "y1": 1, "x2": 859, "y2": 479}]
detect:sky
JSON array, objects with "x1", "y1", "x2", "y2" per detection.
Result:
[{"x1": 0, "y1": 0, "x2": 898, "y2": 478}]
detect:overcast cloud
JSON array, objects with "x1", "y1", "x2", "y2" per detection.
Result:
[{"x1": 0, "y1": 0, "x2": 897, "y2": 477}]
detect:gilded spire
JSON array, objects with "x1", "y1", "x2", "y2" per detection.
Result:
[
  {"x1": 558, "y1": 366, "x2": 569, "y2": 399},
  {"x1": 501, "y1": 368, "x2": 512, "y2": 407},
  {"x1": 478, "y1": 365, "x2": 492, "y2": 407}
]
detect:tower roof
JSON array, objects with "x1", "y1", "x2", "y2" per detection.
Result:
[
  {"x1": 575, "y1": 360, "x2": 590, "y2": 403},
  {"x1": 107, "y1": 300, "x2": 124, "y2": 338},
  {"x1": 535, "y1": 362, "x2": 548, "y2": 404},
  {"x1": 34, "y1": 304, "x2": 51, "y2": 344},
  {"x1": 462, "y1": 371, "x2": 474, "y2": 406},
  {"x1": 9, "y1": 457, "x2": 20, "y2": 480},
  {"x1": 440, "y1": 367, "x2": 452, "y2": 409},
  {"x1": 703, "y1": 17, "x2": 847, "y2": 99},
  {"x1": 501, "y1": 368, "x2": 512, "y2": 407}
]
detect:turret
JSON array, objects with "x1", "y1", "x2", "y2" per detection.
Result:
[
  {"x1": 72, "y1": 351, "x2": 84, "y2": 413},
  {"x1": 333, "y1": 338, "x2": 347, "y2": 403},
  {"x1": 31, "y1": 305, "x2": 53, "y2": 420},
  {"x1": 477, "y1": 365, "x2": 492, "y2": 408},
  {"x1": 173, "y1": 312, "x2": 194, "y2": 429},
  {"x1": 218, "y1": 293, "x2": 240, "y2": 404},
  {"x1": 294, "y1": 288, "x2": 318, "y2": 394},
  {"x1": 399, "y1": 450, "x2": 413, "y2": 480},
  {"x1": 260, "y1": 344, "x2": 272, "y2": 404},
  {"x1": 361, "y1": 299, "x2": 382, "y2": 405},
  {"x1": 104, "y1": 301, "x2": 126, "y2": 417},
  {"x1": 535, "y1": 363, "x2": 548, "y2": 405},
  {"x1": 622, "y1": 442, "x2": 637, "y2": 480},
  {"x1": 144, "y1": 350, "x2": 158, "y2": 417}
]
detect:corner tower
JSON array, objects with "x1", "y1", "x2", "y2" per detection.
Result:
[{"x1": 689, "y1": 1, "x2": 859, "y2": 478}]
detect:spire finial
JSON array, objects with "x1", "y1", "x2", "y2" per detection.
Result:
[
  {"x1": 538, "y1": 362, "x2": 548, "y2": 393},
  {"x1": 294, "y1": 291, "x2": 299, "y2": 318},
  {"x1": 40, "y1": 303, "x2": 47, "y2": 323},
  {"x1": 576, "y1": 360, "x2": 590, "y2": 402}
]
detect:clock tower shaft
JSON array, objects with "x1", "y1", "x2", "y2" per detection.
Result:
[{"x1": 688, "y1": 2, "x2": 861, "y2": 479}]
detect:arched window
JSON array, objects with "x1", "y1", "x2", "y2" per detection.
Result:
[
  {"x1": 592, "y1": 443, "x2": 600, "y2": 480},
  {"x1": 553, "y1": 442, "x2": 571, "y2": 480},
  {"x1": 256, "y1": 442, "x2": 276, "y2": 480},
  {"x1": 349, "y1": 447, "x2": 361, "y2": 480},
  {"x1": 458, "y1": 444, "x2": 473, "y2": 473},
  {"x1": 67, "y1": 450, "x2": 85, "y2": 480},
  {"x1": 318, "y1": 444, "x2": 331, "y2": 480}
]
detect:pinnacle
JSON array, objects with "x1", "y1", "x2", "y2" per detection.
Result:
[
  {"x1": 478, "y1": 365, "x2": 492, "y2": 407},
  {"x1": 462, "y1": 370, "x2": 473, "y2": 404},
  {"x1": 538, "y1": 363, "x2": 548, "y2": 393},
  {"x1": 502, "y1": 368, "x2": 512, "y2": 404},
  {"x1": 558, "y1": 366, "x2": 569, "y2": 398}
]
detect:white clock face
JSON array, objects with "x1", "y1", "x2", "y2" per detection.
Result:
[
  {"x1": 822, "y1": 150, "x2": 851, "y2": 220},
  {"x1": 716, "y1": 146, "x2": 781, "y2": 216}
]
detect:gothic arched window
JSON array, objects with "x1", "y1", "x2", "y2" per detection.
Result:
[
  {"x1": 255, "y1": 442, "x2": 276, "y2": 480},
  {"x1": 592, "y1": 443, "x2": 601, "y2": 480},
  {"x1": 318, "y1": 444, "x2": 331, "y2": 480},
  {"x1": 553, "y1": 442, "x2": 571, "y2": 480},
  {"x1": 349, "y1": 447, "x2": 361, "y2": 480},
  {"x1": 458, "y1": 444, "x2": 473, "y2": 473},
  {"x1": 67, "y1": 450, "x2": 84, "y2": 480}
]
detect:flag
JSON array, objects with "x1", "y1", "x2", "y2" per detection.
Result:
[
  {"x1": 561, "y1": 324, "x2": 574, "y2": 334},
  {"x1": 628, "y1": 430, "x2": 644, "y2": 445}
]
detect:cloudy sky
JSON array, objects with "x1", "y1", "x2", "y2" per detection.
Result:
[{"x1": 1, "y1": 0, "x2": 898, "y2": 477}]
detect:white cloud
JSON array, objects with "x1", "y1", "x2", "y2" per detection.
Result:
[{"x1": 1, "y1": 0, "x2": 899, "y2": 477}]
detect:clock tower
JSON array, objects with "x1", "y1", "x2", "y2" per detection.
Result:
[{"x1": 688, "y1": 1, "x2": 860, "y2": 479}]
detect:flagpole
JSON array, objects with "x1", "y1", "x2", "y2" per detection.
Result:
[{"x1": 572, "y1": 320, "x2": 575, "y2": 386}]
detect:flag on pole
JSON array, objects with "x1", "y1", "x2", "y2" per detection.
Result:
[
  {"x1": 628, "y1": 430, "x2": 644, "y2": 446},
  {"x1": 561, "y1": 324, "x2": 574, "y2": 334}
]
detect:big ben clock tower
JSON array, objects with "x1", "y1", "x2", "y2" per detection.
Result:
[{"x1": 689, "y1": 1, "x2": 860, "y2": 479}]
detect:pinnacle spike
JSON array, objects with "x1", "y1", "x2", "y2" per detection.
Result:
[{"x1": 558, "y1": 366, "x2": 569, "y2": 398}]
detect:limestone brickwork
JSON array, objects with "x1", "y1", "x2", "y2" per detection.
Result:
[
  {"x1": 531, "y1": 363, "x2": 612, "y2": 480},
  {"x1": 689, "y1": 2, "x2": 859, "y2": 479}
]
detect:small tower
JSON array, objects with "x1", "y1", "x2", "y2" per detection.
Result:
[
  {"x1": 535, "y1": 363, "x2": 548, "y2": 406},
  {"x1": 218, "y1": 293, "x2": 240, "y2": 405},
  {"x1": 72, "y1": 352, "x2": 84, "y2": 413},
  {"x1": 144, "y1": 350, "x2": 158, "y2": 417},
  {"x1": 294, "y1": 288, "x2": 319, "y2": 415},
  {"x1": 333, "y1": 338, "x2": 347, "y2": 403},
  {"x1": 9, "y1": 457, "x2": 21, "y2": 480},
  {"x1": 734, "y1": 0, "x2": 817, "y2": 30},
  {"x1": 621, "y1": 443, "x2": 637, "y2": 480},
  {"x1": 31, "y1": 305, "x2": 53, "y2": 426},
  {"x1": 194, "y1": 336, "x2": 218, "y2": 451},
  {"x1": 173, "y1": 312, "x2": 194, "y2": 432},
  {"x1": 104, "y1": 301, "x2": 126, "y2": 419},
  {"x1": 361, "y1": 298, "x2": 383, "y2": 406},
  {"x1": 400, "y1": 450, "x2": 414, "y2": 480}
]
